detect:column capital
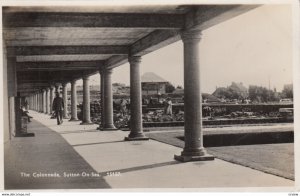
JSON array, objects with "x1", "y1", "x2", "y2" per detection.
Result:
[
  {"x1": 181, "y1": 29, "x2": 202, "y2": 43},
  {"x1": 71, "y1": 79, "x2": 77, "y2": 85},
  {"x1": 128, "y1": 56, "x2": 142, "y2": 65},
  {"x1": 99, "y1": 67, "x2": 105, "y2": 75},
  {"x1": 105, "y1": 68, "x2": 113, "y2": 75},
  {"x1": 82, "y1": 75, "x2": 90, "y2": 81}
]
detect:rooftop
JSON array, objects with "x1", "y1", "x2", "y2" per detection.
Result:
[{"x1": 141, "y1": 72, "x2": 168, "y2": 83}]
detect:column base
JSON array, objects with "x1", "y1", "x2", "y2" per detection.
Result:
[
  {"x1": 124, "y1": 136, "x2": 149, "y2": 141},
  {"x1": 63, "y1": 116, "x2": 69, "y2": 119},
  {"x1": 174, "y1": 154, "x2": 214, "y2": 162},
  {"x1": 80, "y1": 122, "x2": 94, "y2": 125},
  {"x1": 102, "y1": 124, "x2": 117, "y2": 130},
  {"x1": 15, "y1": 132, "x2": 35, "y2": 137},
  {"x1": 125, "y1": 132, "x2": 149, "y2": 141},
  {"x1": 101, "y1": 127, "x2": 118, "y2": 131},
  {"x1": 69, "y1": 118, "x2": 80, "y2": 122}
]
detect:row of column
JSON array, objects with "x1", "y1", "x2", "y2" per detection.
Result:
[
  {"x1": 28, "y1": 87, "x2": 55, "y2": 115},
  {"x1": 26, "y1": 29, "x2": 213, "y2": 162}
]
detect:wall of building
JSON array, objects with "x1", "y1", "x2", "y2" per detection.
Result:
[
  {"x1": 3, "y1": 44, "x2": 10, "y2": 143},
  {"x1": 142, "y1": 83, "x2": 166, "y2": 95}
]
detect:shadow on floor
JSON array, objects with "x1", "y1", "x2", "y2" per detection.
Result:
[
  {"x1": 99, "y1": 161, "x2": 180, "y2": 176},
  {"x1": 4, "y1": 119, "x2": 111, "y2": 189}
]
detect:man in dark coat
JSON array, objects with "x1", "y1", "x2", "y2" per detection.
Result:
[{"x1": 52, "y1": 92, "x2": 64, "y2": 125}]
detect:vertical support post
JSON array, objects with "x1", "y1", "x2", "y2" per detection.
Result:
[
  {"x1": 35, "y1": 94, "x2": 38, "y2": 111},
  {"x1": 69, "y1": 79, "x2": 79, "y2": 121},
  {"x1": 80, "y1": 76, "x2": 93, "y2": 125},
  {"x1": 43, "y1": 89, "x2": 47, "y2": 113},
  {"x1": 125, "y1": 56, "x2": 149, "y2": 141},
  {"x1": 102, "y1": 69, "x2": 117, "y2": 130},
  {"x1": 46, "y1": 88, "x2": 50, "y2": 114},
  {"x1": 40, "y1": 91, "x2": 43, "y2": 113},
  {"x1": 97, "y1": 69, "x2": 105, "y2": 130},
  {"x1": 49, "y1": 86, "x2": 55, "y2": 115},
  {"x1": 62, "y1": 83, "x2": 69, "y2": 119},
  {"x1": 174, "y1": 29, "x2": 214, "y2": 162},
  {"x1": 38, "y1": 92, "x2": 41, "y2": 112}
]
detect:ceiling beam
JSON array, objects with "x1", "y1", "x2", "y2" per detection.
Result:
[
  {"x1": 3, "y1": 12, "x2": 185, "y2": 29},
  {"x1": 17, "y1": 67, "x2": 98, "y2": 71},
  {"x1": 8, "y1": 45, "x2": 129, "y2": 56},
  {"x1": 130, "y1": 29, "x2": 180, "y2": 56},
  {"x1": 107, "y1": 5, "x2": 260, "y2": 69},
  {"x1": 185, "y1": 5, "x2": 260, "y2": 30},
  {"x1": 17, "y1": 61, "x2": 104, "y2": 69}
]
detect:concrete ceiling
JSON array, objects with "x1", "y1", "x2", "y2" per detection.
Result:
[{"x1": 2, "y1": 5, "x2": 260, "y2": 96}]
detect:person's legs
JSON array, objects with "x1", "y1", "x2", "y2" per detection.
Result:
[
  {"x1": 59, "y1": 110, "x2": 63, "y2": 124},
  {"x1": 55, "y1": 111, "x2": 60, "y2": 125}
]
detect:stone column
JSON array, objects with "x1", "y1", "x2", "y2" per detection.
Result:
[
  {"x1": 46, "y1": 88, "x2": 50, "y2": 114},
  {"x1": 62, "y1": 83, "x2": 69, "y2": 119},
  {"x1": 80, "y1": 76, "x2": 92, "y2": 125},
  {"x1": 28, "y1": 96, "x2": 30, "y2": 110},
  {"x1": 43, "y1": 89, "x2": 47, "y2": 113},
  {"x1": 174, "y1": 29, "x2": 214, "y2": 162},
  {"x1": 103, "y1": 69, "x2": 116, "y2": 130},
  {"x1": 34, "y1": 94, "x2": 36, "y2": 111},
  {"x1": 29, "y1": 96, "x2": 32, "y2": 110},
  {"x1": 40, "y1": 92, "x2": 43, "y2": 113},
  {"x1": 35, "y1": 94, "x2": 38, "y2": 111},
  {"x1": 49, "y1": 86, "x2": 55, "y2": 114},
  {"x1": 125, "y1": 56, "x2": 149, "y2": 141},
  {"x1": 69, "y1": 79, "x2": 79, "y2": 121},
  {"x1": 38, "y1": 92, "x2": 41, "y2": 112},
  {"x1": 97, "y1": 69, "x2": 105, "y2": 130}
]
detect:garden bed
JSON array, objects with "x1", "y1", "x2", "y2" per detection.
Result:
[{"x1": 143, "y1": 117, "x2": 293, "y2": 127}]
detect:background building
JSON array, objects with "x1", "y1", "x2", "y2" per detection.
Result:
[{"x1": 141, "y1": 72, "x2": 168, "y2": 95}]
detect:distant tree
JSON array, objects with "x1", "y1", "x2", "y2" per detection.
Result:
[
  {"x1": 248, "y1": 85, "x2": 279, "y2": 103},
  {"x1": 176, "y1": 85, "x2": 183, "y2": 89},
  {"x1": 282, "y1": 84, "x2": 293, "y2": 98},
  {"x1": 212, "y1": 87, "x2": 232, "y2": 99},
  {"x1": 165, "y1": 82, "x2": 176, "y2": 93},
  {"x1": 212, "y1": 82, "x2": 248, "y2": 100}
]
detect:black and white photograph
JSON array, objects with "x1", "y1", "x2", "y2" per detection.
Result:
[{"x1": 0, "y1": 0, "x2": 299, "y2": 194}]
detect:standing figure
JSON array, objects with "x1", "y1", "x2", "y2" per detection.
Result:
[
  {"x1": 52, "y1": 92, "x2": 64, "y2": 125},
  {"x1": 24, "y1": 99, "x2": 29, "y2": 111},
  {"x1": 120, "y1": 98, "x2": 128, "y2": 116},
  {"x1": 164, "y1": 97, "x2": 172, "y2": 115}
]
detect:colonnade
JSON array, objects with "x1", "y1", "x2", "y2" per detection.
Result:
[{"x1": 25, "y1": 29, "x2": 213, "y2": 162}]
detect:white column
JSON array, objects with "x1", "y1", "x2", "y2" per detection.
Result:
[
  {"x1": 174, "y1": 29, "x2": 214, "y2": 162},
  {"x1": 80, "y1": 76, "x2": 92, "y2": 124},
  {"x1": 125, "y1": 56, "x2": 148, "y2": 141},
  {"x1": 62, "y1": 83, "x2": 69, "y2": 119},
  {"x1": 69, "y1": 79, "x2": 79, "y2": 121},
  {"x1": 102, "y1": 69, "x2": 116, "y2": 130}
]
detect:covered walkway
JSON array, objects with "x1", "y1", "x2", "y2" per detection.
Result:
[
  {"x1": 3, "y1": 5, "x2": 261, "y2": 162},
  {"x1": 4, "y1": 111, "x2": 293, "y2": 189}
]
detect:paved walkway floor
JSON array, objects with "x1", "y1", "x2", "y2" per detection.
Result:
[{"x1": 4, "y1": 110, "x2": 294, "y2": 189}]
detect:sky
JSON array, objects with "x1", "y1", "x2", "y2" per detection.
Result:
[{"x1": 88, "y1": 4, "x2": 293, "y2": 94}]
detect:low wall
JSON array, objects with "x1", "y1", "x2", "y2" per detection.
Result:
[
  {"x1": 143, "y1": 103, "x2": 293, "y2": 116},
  {"x1": 143, "y1": 117, "x2": 293, "y2": 127},
  {"x1": 177, "y1": 131, "x2": 293, "y2": 147}
]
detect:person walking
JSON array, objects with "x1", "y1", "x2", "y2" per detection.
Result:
[{"x1": 52, "y1": 92, "x2": 64, "y2": 125}]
